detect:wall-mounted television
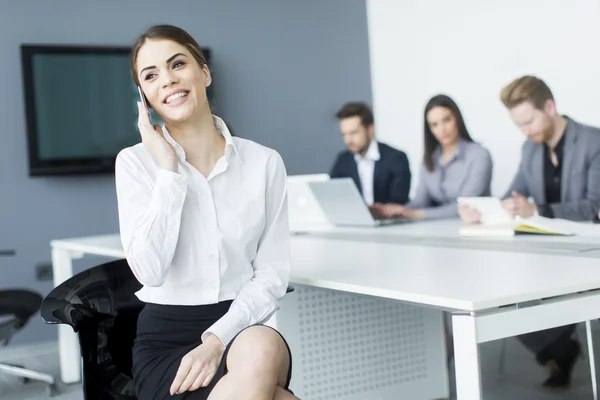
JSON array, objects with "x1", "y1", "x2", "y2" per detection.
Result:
[{"x1": 20, "y1": 44, "x2": 212, "y2": 176}]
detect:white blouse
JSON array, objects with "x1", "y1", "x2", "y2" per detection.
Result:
[
  {"x1": 114, "y1": 116, "x2": 291, "y2": 346},
  {"x1": 353, "y1": 139, "x2": 380, "y2": 205}
]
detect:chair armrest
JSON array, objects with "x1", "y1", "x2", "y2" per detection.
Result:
[{"x1": 40, "y1": 297, "x2": 100, "y2": 332}]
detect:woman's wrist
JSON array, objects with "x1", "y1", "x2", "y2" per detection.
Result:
[
  {"x1": 159, "y1": 157, "x2": 179, "y2": 173},
  {"x1": 407, "y1": 209, "x2": 425, "y2": 219},
  {"x1": 203, "y1": 333, "x2": 225, "y2": 352}
]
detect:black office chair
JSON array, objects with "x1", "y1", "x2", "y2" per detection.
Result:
[
  {"x1": 41, "y1": 258, "x2": 142, "y2": 400},
  {"x1": 0, "y1": 289, "x2": 58, "y2": 396},
  {"x1": 41, "y1": 258, "x2": 295, "y2": 400}
]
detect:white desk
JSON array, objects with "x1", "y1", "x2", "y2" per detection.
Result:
[
  {"x1": 292, "y1": 220, "x2": 600, "y2": 262},
  {"x1": 277, "y1": 235, "x2": 600, "y2": 400},
  {"x1": 51, "y1": 222, "x2": 600, "y2": 399},
  {"x1": 293, "y1": 218, "x2": 600, "y2": 243}
]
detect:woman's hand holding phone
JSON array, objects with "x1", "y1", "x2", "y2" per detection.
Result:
[{"x1": 137, "y1": 100, "x2": 178, "y2": 172}]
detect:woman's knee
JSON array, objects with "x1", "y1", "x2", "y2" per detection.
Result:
[{"x1": 227, "y1": 326, "x2": 289, "y2": 378}]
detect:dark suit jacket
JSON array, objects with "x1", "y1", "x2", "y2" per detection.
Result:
[
  {"x1": 329, "y1": 141, "x2": 411, "y2": 204},
  {"x1": 503, "y1": 116, "x2": 600, "y2": 221}
]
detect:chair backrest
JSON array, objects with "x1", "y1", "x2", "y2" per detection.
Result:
[{"x1": 42, "y1": 259, "x2": 143, "y2": 400}]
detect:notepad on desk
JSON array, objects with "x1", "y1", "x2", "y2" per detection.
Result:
[
  {"x1": 460, "y1": 216, "x2": 594, "y2": 237},
  {"x1": 457, "y1": 196, "x2": 513, "y2": 226},
  {"x1": 457, "y1": 196, "x2": 600, "y2": 237}
]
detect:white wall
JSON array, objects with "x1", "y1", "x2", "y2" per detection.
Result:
[{"x1": 366, "y1": 0, "x2": 600, "y2": 196}]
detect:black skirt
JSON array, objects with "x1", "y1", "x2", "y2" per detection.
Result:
[{"x1": 132, "y1": 301, "x2": 293, "y2": 400}]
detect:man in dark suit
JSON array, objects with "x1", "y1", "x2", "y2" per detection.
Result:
[{"x1": 329, "y1": 102, "x2": 411, "y2": 206}]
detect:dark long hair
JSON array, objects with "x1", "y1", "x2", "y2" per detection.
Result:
[{"x1": 423, "y1": 94, "x2": 473, "y2": 172}]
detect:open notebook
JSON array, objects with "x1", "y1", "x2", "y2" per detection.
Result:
[{"x1": 459, "y1": 216, "x2": 599, "y2": 237}]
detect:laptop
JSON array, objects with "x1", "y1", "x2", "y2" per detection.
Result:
[
  {"x1": 308, "y1": 178, "x2": 407, "y2": 227},
  {"x1": 287, "y1": 174, "x2": 330, "y2": 227}
]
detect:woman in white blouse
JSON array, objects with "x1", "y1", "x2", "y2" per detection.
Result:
[{"x1": 115, "y1": 25, "x2": 296, "y2": 400}]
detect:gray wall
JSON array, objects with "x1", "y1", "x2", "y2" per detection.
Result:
[{"x1": 0, "y1": 0, "x2": 372, "y2": 344}]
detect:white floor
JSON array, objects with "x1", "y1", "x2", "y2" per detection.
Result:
[
  {"x1": 1, "y1": 327, "x2": 599, "y2": 400},
  {"x1": 0, "y1": 342, "x2": 80, "y2": 400}
]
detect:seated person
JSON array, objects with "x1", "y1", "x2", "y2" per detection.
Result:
[
  {"x1": 372, "y1": 94, "x2": 492, "y2": 220},
  {"x1": 330, "y1": 102, "x2": 411, "y2": 206},
  {"x1": 460, "y1": 75, "x2": 600, "y2": 390},
  {"x1": 117, "y1": 25, "x2": 295, "y2": 399}
]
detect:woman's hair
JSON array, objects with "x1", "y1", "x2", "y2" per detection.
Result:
[
  {"x1": 423, "y1": 94, "x2": 473, "y2": 172},
  {"x1": 130, "y1": 24, "x2": 208, "y2": 86}
]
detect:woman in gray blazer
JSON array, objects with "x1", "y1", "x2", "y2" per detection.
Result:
[{"x1": 372, "y1": 94, "x2": 493, "y2": 220}]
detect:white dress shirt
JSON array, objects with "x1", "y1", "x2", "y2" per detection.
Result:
[
  {"x1": 353, "y1": 139, "x2": 380, "y2": 205},
  {"x1": 114, "y1": 115, "x2": 291, "y2": 346}
]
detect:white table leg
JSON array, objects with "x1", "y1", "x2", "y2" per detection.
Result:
[
  {"x1": 452, "y1": 313, "x2": 483, "y2": 400},
  {"x1": 51, "y1": 248, "x2": 81, "y2": 384},
  {"x1": 586, "y1": 320, "x2": 598, "y2": 400}
]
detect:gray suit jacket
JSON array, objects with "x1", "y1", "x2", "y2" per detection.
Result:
[{"x1": 503, "y1": 116, "x2": 600, "y2": 221}]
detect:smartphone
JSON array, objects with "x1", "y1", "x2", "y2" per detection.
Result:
[
  {"x1": 137, "y1": 85, "x2": 148, "y2": 108},
  {"x1": 137, "y1": 85, "x2": 151, "y2": 122}
]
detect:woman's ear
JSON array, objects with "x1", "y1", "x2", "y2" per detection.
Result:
[{"x1": 203, "y1": 64, "x2": 212, "y2": 87}]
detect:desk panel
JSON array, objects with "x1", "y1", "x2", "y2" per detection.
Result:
[{"x1": 278, "y1": 285, "x2": 449, "y2": 400}]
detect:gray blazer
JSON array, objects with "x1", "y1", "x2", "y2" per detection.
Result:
[{"x1": 503, "y1": 116, "x2": 600, "y2": 221}]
